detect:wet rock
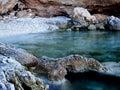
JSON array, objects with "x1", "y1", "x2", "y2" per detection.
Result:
[
  {"x1": 0, "y1": 44, "x2": 112, "y2": 82},
  {"x1": 106, "y1": 16, "x2": 120, "y2": 30},
  {"x1": 35, "y1": 55, "x2": 110, "y2": 81},
  {"x1": 102, "y1": 62, "x2": 120, "y2": 77},
  {"x1": 0, "y1": 0, "x2": 17, "y2": 14},
  {"x1": 88, "y1": 24, "x2": 96, "y2": 30},
  {"x1": 0, "y1": 55, "x2": 48, "y2": 90}
]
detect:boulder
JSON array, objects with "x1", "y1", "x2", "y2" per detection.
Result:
[
  {"x1": 88, "y1": 24, "x2": 96, "y2": 30},
  {"x1": 35, "y1": 55, "x2": 110, "y2": 81},
  {"x1": 106, "y1": 16, "x2": 120, "y2": 30},
  {"x1": 0, "y1": 43, "x2": 39, "y2": 67},
  {"x1": 95, "y1": 22, "x2": 105, "y2": 30},
  {"x1": 0, "y1": 0, "x2": 17, "y2": 14},
  {"x1": 21, "y1": 0, "x2": 120, "y2": 17},
  {"x1": 73, "y1": 7, "x2": 98, "y2": 23}
]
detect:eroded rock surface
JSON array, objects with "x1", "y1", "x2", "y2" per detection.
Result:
[
  {"x1": 0, "y1": 0, "x2": 17, "y2": 14},
  {"x1": 35, "y1": 55, "x2": 111, "y2": 81},
  {"x1": 21, "y1": 0, "x2": 120, "y2": 17},
  {"x1": 0, "y1": 55, "x2": 48, "y2": 90},
  {"x1": 0, "y1": 43, "x2": 112, "y2": 82},
  {"x1": 106, "y1": 16, "x2": 120, "y2": 30},
  {"x1": 0, "y1": 44, "x2": 39, "y2": 67}
]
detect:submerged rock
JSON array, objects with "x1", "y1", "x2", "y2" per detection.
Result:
[{"x1": 106, "y1": 16, "x2": 120, "y2": 30}]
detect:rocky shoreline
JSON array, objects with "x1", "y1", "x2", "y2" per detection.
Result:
[
  {"x1": 0, "y1": 0, "x2": 120, "y2": 33},
  {"x1": 0, "y1": 44, "x2": 120, "y2": 90},
  {"x1": 0, "y1": 0, "x2": 120, "y2": 90}
]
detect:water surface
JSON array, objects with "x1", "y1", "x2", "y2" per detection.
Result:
[
  {"x1": 0, "y1": 30, "x2": 120, "y2": 90},
  {"x1": 0, "y1": 31, "x2": 120, "y2": 62}
]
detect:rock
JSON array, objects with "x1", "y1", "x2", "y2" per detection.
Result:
[
  {"x1": 21, "y1": 0, "x2": 120, "y2": 17},
  {"x1": 0, "y1": 16, "x2": 3, "y2": 20},
  {"x1": 73, "y1": 7, "x2": 98, "y2": 23},
  {"x1": 0, "y1": 16, "x2": 69, "y2": 36},
  {"x1": 0, "y1": 43, "x2": 39, "y2": 67},
  {"x1": 106, "y1": 16, "x2": 120, "y2": 30},
  {"x1": 0, "y1": 44, "x2": 112, "y2": 82},
  {"x1": 35, "y1": 55, "x2": 110, "y2": 81},
  {"x1": 0, "y1": 55, "x2": 48, "y2": 90},
  {"x1": 69, "y1": 7, "x2": 99, "y2": 30},
  {"x1": 16, "y1": 9, "x2": 35, "y2": 18},
  {"x1": 0, "y1": 0, "x2": 17, "y2": 14},
  {"x1": 70, "y1": 19, "x2": 88, "y2": 30},
  {"x1": 102, "y1": 62, "x2": 120, "y2": 77},
  {"x1": 93, "y1": 14, "x2": 108, "y2": 22},
  {"x1": 95, "y1": 23, "x2": 105, "y2": 30},
  {"x1": 59, "y1": 24, "x2": 68, "y2": 29},
  {"x1": 88, "y1": 24, "x2": 96, "y2": 30}
]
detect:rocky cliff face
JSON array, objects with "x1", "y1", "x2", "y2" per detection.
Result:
[
  {"x1": 0, "y1": 0, "x2": 17, "y2": 14},
  {"x1": 0, "y1": 0, "x2": 120, "y2": 17},
  {"x1": 21, "y1": 0, "x2": 120, "y2": 17}
]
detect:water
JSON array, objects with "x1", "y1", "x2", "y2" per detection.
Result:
[
  {"x1": 0, "y1": 31, "x2": 120, "y2": 62},
  {"x1": 0, "y1": 30, "x2": 120, "y2": 90}
]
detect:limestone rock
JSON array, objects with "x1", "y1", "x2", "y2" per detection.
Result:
[
  {"x1": 93, "y1": 14, "x2": 108, "y2": 22},
  {"x1": 35, "y1": 55, "x2": 110, "y2": 81},
  {"x1": 0, "y1": 55, "x2": 48, "y2": 90},
  {"x1": 73, "y1": 7, "x2": 98, "y2": 23},
  {"x1": 0, "y1": 44, "x2": 113, "y2": 82},
  {"x1": 0, "y1": 43, "x2": 39, "y2": 67},
  {"x1": 95, "y1": 23, "x2": 105, "y2": 30},
  {"x1": 88, "y1": 24, "x2": 96, "y2": 30},
  {"x1": 16, "y1": 9, "x2": 35, "y2": 18},
  {"x1": 21, "y1": 0, "x2": 120, "y2": 17},
  {"x1": 106, "y1": 16, "x2": 120, "y2": 30},
  {"x1": 0, "y1": 0, "x2": 17, "y2": 14},
  {"x1": 0, "y1": 15, "x2": 3, "y2": 20}
]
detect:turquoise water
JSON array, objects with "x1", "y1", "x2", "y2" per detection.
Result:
[
  {"x1": 0, "y1": 31, "x2": 120, "y2": 62},
  {"x1": 0, "y1": 31, "x2": 120, "y2": 90}
]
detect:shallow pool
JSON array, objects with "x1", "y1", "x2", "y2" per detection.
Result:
[{"x1": 0, "y1": 30, "x2": 120, "y2": 90}]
